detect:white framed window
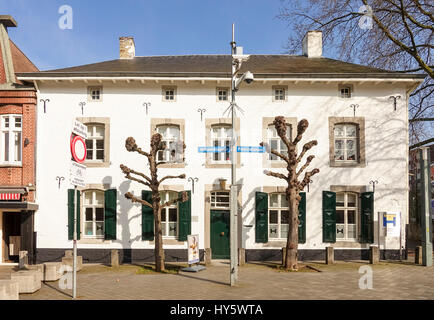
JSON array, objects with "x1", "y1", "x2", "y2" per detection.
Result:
[
  {"x1": 83, "y1": 190, "x2": 105, "y2": 238},
  {"x1": 0, "y1": 115, "x2": 22, "y2": 165},
  {"x1": 85, "y1": 124, "x2": 105, "y2": 161},
  {"x1": 334, "y1": 124, "x2": 358, "y2": 162},
  {"x1": 88, "y1": 86, "x2": 102, "y2": 101},
  {"x1": 210, "y1": 191, "x2": 230, "y2": 209},
  {"x1": 159, "y1": 191, "x2": 178, "y2": 238},
  {"x1": 268, "y1": 193, "x2": 289, "y2": 239},
  {"x1": 211, "y1": 125, "x2": 232, "y2": 163},
  {"x1": 336, "y1": 192, "x2": 358, "y2": 240},
  {"x1": 339, "y1": 86, "x2": 352, "y2": 98},
  {"x1": 217, "y1": 89, "x2": 229, "y2": 101},
  {"x1": 274, "y1": 88, "x2": 285, "y2": 101},
  {"x1": 162, "y1": 87, "x2": 176, "y2": 101},
  {"x1": 156, "y1": 125, "x2": 182, "y2": 163},
  {"x1": 267, "y1": 124, "x2": 291, "y2": 161}
]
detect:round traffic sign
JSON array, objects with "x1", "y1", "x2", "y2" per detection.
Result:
[{"x1": 71, "y1": 135, "x2": 87, "y2": 163}]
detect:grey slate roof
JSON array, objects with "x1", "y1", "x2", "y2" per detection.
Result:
[{"x1": 17, "y1": 55, "x2": 426, "y2": 79}]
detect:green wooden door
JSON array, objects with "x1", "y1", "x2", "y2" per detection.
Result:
[{"x1": 210, "y1": 210, "x2": 230, "y2": 259}]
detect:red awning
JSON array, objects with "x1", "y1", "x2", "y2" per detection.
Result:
[{"x1": 0, "y1": 193, "x2": 21, "y2": 200}]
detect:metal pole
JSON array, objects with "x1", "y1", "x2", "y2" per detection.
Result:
[
  {"x1": 230, "y1": 23, "x2": 238, "y2": 286},
  {"x1": 73, "y1": 185, "x2": 77, "y2": 298},
  {"x1": 419, "y1": 147, "x2": 433, "y2": 266}
]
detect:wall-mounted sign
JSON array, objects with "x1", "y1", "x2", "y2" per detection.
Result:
[
  {"x1": 72, "y1": 120, "x2": 87, "y2": 139},
  {"x1": 70, "y1": 135, "x2": 87, "y2": 163},
  {"x1": 383, "y1": 212, "x2": 401, "y2": 237},
  {"x1": 187, "y1": 234, "x2": 200, "y2": 265},
  {"x1": 70, "y1": 161, "x2": 86, "y2": 188},
  {"x1": 237, "y1": 146, "x2": 265, "y2": 153}
]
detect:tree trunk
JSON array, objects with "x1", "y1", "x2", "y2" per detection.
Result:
[
  {"x1": 153, "y1": 194, "x2": 165, "y2": 272},
  {"x1": 284, "y1": 188, "x2": 299, "y2": 271}
]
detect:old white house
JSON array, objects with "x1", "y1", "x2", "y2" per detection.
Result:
[{"x1": 17, "y1": 32, "x2": 424, "y2": 263}]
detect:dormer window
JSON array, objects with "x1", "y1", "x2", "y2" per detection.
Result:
[
  {"x1": 162, "y1": 86, "x2": 177, "y2": 102},
  {"x1": 217, "y1": 88, "x2": 229, "y2": 101},
  {"x1": 339, "y1": 85, "x2": 353, "y2": 98}
]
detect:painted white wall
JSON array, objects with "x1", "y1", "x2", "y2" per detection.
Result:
[{"x1": 34, "y1": 80, "x2": 410, "y2": 251}]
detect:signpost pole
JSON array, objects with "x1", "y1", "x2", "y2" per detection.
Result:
[
  {"x1": 73, "y1": 185, "x2": 77, "y2": 299},
  {"x1": 419, "y1": 147, "x2": 433, "y2": 266}
]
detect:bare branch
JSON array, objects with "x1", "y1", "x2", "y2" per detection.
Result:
[
  {"x1": 264, "y1": 170, "x2": 288, "y2": 181},
  {"x1": 298, "y1": 169, "x2": 320, "y2": 191},
  {"x1": 272, "y1": 116, "x2": 293, "y2": 149},
  {"x1": 296, "y1": 140, "x2": 318, "y2": 164},
  {"x1": 296, "y1": 155, "x2": 315, "y2": 178},
  {"x1": 120, "y1": 164, "x2": 152, "y2": 183},
  {"x1": 161, "y1": 191, "x2": 189, "y2": 208},
  {"x1": 125, "y1": 192, "x2": 152, "y2": 208},
  {"x1": 158, "y1": 174, "x2": 186, "y2": 185},
  {"x1": 125, "y1": 137, "x2": 151, "y2": 158},
  {"x1": 293, "y1": 119, "x2": 309, "y2": 145}
]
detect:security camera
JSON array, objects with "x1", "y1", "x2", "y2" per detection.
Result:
[{"x1": 244, "y1": 71, "x2": 254, "y2": 84}]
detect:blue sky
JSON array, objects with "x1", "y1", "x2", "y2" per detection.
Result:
[{"x1": 1, "y1": 0, "x2": 293, "y2": 71}]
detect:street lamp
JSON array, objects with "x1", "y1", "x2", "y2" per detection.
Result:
[{"x1": 229, "y1": 24, "x2": 254, "y2": 286}]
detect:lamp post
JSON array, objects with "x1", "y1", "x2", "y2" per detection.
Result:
[{"x1": 229, "y1": 24, "x2": 254, "y2": 286}]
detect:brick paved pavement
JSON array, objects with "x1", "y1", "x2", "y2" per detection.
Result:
[{"x1": 1, "y1": 260, "x2": 433, "y2": 300}]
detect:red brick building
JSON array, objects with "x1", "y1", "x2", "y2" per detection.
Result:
[{"x1": 0, "y1": 16, "x2": 38, "y2": 264}]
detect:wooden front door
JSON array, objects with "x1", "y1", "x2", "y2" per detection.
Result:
[{"x1": 210, "y1": 210, "x2": 230, "y2": 259}]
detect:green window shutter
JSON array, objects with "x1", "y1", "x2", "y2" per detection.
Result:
[
  {"x1": 323, "y1": 191, "x2": 336, "y2": 243},
  {"x1": 141, "y1": 190, "x2": 154, "y2": 241},
  {"x1": 104, "y1": 189, "x2": 117, "y2": 240},
  {"x1": 361, "y1": 192, "x2": 374, "y2": 243},
  {"x1": 68, "y1": 189, "x2": 81, "y2": 240},
  {"x1": 255, "y1": 192, "x2": 268, "y2": 243},
  {"x1": 178, "y1": 190, "x2": 191, "y2": 241},
  {"x1": 298, "y1": 192, "x2": 306, "y2": 244}
]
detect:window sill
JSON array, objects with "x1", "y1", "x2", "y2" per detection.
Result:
[
  {"x1": 79, "y1": 238, "x2": 111, "y2": 244},
  {"x1": 330, "y1": 162, "x2": 366, "y2": 168},
  {"x1": 149, "y1": 239, "x2": 185, "y2": 245},
  {"x1": 206, "y1": 163, "x2": 241, "y2": 169},
  {"x1": 84, "y1": 161, "x2": 110, "y2": 168},
  {"x1": 0, "y1": 164, "x2": 22, "y2": 168},
  {"x1": 157, "y1": 163, "x2": 186, "y2": 169}
]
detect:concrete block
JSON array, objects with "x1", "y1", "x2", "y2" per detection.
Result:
[
  {"x1": 326, "y1": 247, "x2": 334, "y2": 265},
  {"x1": 415, "y1": 246, "x2": 423, "y2": 264},
  {"x1": 0, "y1": 280, "x2": 19, "y2": 300},
  {"x1": 18, "y1": 251, "x2": 28, "y2": 270},
  {"x1": 62, "y1": 256, "x2": 83, "y2": 271},
  {"x1": 25, "y1": 264, "x2": 44, "y2": 283},
  {"x1": 111, "y1": 249, "x2": 119, "y2": 267},
  {"x1": 369, "y1": 245, "x2": 380, "y2": 264},
  {"x1": 10, "y1": 270, "x2": 41, "y2": 294},
  {"x1": 238, "y1": 248, "x2": 245, "y2": 266},
  {"x1": 282, "y1": 248, "x2": 286, "y2": 265},
  {"x1": 43, "y1": 262, "x2": 63, "y2": 281},
  {"x1": 205, "y1": 248, "x2": 212, "y2": 265},
  {"x1": 65, "y1": 250, "x2": 73, "y2": 258}
]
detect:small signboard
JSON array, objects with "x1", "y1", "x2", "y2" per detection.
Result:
[
  {"x1": 72, "y1": 120, "x2": 88, "y2": 139},
  {"x1": 198, "y1": 146, "x2": 229, "y2": 153},
  {"x1": 383, "y1": 212, "x2": 401, "y2": 237},
  {"x1": 187, "y1": 234, "x2": 200, "y2": 265},
  {"x1": 70, "y1": 161, "x2": 86, "y2": 188},
  {"x1": 237, "y1": 146, "x2": 265, "y2": 153}
]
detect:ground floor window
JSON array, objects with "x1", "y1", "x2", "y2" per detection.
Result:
[
  {"x1": 159, "y1": 191, "x2": 178, "y2": 237},
  {"x1": 268, "y1": 193, "x2": 289, "y2": 239},
  {"x1": 336, "y1": 192, "x2": 358, "y2": 240},
  {"x1": 83, "y1": 190, "x2": 105, "y2": 238}
]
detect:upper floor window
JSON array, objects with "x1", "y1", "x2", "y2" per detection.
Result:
[
  {"x1": 217, "y1": 88, "x2": 229, "y2": 101},
  {"x1": 83, "y1": 190, "x2": 105, "y2": 238},
  {"x1": 156, "y1": 125, "x2": 182, "y2": 163},
  {"x1": 272, "y1": 86, "x2": 287, "y2": 102},
  {"x1": 336, "y1": 192, "x2": 358, "y2": 240},
  {"x1": 211, "y1": 125, "x2": 232, "y2": 163},
  {"x1": 339, "y1": 85, "x2": 352, "y2": 98},
  {"x1": 210, "y1": 191, "x2": 230, "y2": 209},
  {"x1": 159, "y1": 191, "x2": 179, "y2": 237},
  {"x1": 269, "y1": 193, "x2": 289, "y2": 239},
  {"x1": 334, "y1": 124, "x2": 358, "y2": 163},
  {"x1": 88, "y1": 86, "x2": 102, "y2": 102},
  {"x1": 162, "y1": 86, "x2": 176, "y2": 101},
  {"x1": 267, "y1": 124, "x2": 291, "y2": 161},
  {"x1": 0, "y1": 115, "x2": 22, "y2": 165},
  {"x1": 86, "y1": 124, "x2": 105, "y2": 162}
]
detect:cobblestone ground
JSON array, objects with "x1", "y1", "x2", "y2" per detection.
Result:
[{"x1": 1, "y1": 260, "x2": 433, "y2": 300}]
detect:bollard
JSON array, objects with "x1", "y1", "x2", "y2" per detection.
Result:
[
  {"x1": 282, "y1": 248, "x2": 286, "y2": 265},
  {"x1": 111, "y1": 250, "x2": 119, "y2": 267},
  {"x1": 415, "y1": 246, "x2": 423, "y2": 264},
  {"x1": 205, "y1": 248, "x2": 212, "y2": 265},
  {"x1": 238, "y1": 248, "x2": 245, "y2": 266},
  {"x1": 326, "y1": 247, "x2": 334, "y2": 264},
  {"x1": 369, "y1": 245, "x2": 380, "y2": 264},
  {"x1": 19, "y1": 251, "x2": 28, "y2": 270}
]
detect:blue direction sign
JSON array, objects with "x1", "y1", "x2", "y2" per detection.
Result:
[
  {"x1": 237, "y1": 146, "x2": 265, "y2": 153},
  {"x1": 198, "y1": 146, "x2": 230, "y2": 153}
]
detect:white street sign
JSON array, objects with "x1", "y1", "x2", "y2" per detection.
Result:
[
  {"x1": 70, "y1": 161, "x2": 86, "y2": 187},
  {"x1": 72, "y1": 120, "x2": 88, "y2": 139}
]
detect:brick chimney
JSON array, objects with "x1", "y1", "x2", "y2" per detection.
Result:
[
  {"x1": 302, "y1": 30, "x2": 322, "y2": 58},
  {"x1": 119, "y1": 36, "x2": 135, "y2": 59}
]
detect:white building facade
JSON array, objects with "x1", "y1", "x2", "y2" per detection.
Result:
[{"x1": 17, "y1": 33, "x2": 425, "y2": 263}]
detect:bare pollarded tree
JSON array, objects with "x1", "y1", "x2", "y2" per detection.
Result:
[
  {"x1": 120, "y1": 133, "x2": 187, "y2": 272},
  {"x1": 261, "y1": 116, "x2": 319, "y2": 271}
]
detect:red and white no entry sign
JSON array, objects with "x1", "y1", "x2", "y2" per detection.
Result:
[{"x1": 71, "y1": 135, "x2": 87, "y2": 163}]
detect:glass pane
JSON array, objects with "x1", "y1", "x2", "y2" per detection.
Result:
[
  {"x1": 96, "y1": 139, "x2": 104, "y2": 149},
  {"x1": 268, "y1": 126, "x2": 277, "y2": 138},
  {"x1": 346, "y1": 139, "x2": 355, "y2": 151},
  {"x1": 280, "y1": 140, "x2": 287, "y2": 152},
  {"x1": 281, "y1": 210, "x2": 289, "y2": 224},
  {"x1": 347, "y1": 148, "x2": 356, "y2": 161},
  {"x1": 346, "y1": 125, "x2": 357, "y2": 137},
  {"x1": 14, "y1": 117, "x2": 21, "y2": 128},
  {"x1": 84, "y1": 192, "x2": 92, "y2": 205},
  {"x1": 95, "y1": 208, "x2": 104, "y2": 221},
  {"x1": 169, "y1": 126, "x2": 180, "y2": 139},
  {"x1": 336, "y1": 194, "x2": 345, "y2": 207},
  {"x1": 3, "y1": 132, "x2": 8, "y2": 161},
  {"x1": 4, "y1": 118, "x2": 9, "y2": 128},
  {"x1": 94, "y1": 126, "x2": 104, "y2": 138},
  {"x1": 336, "y1": 210, "x2": 345, "y2": 223},
  {"x1": 334, "y1": 149, "x2": 344, "y2": 161},
  {"x1": 348, "y1": 210, "x2": 356, "y2": 224},
  {"x1": 85, "y1": 208, "x2": 93, "y2": 221},
  {"x1": 85, "y1": 140, "x2": 93, "y2": 150},
  {"x1": 96, "y1": 150, "x2": 104, "y2": 160},
  {"x1": 270, "y1": 139, "x2": 278, "y2": 151},
  {"x1": 269, "y1": 210, "x2": 278, "y2": 224},
  {"x1": 168, "y1": 222, "x2": 177, "y2": 236},
  {"x1": 335, "y1": 139, "x2": 344, "y2": 150},
  {"x1": 14, "y1": 132, "x2": 21, "y2": 162},
  {"x1": 336, "y1": 224, "x2": 345, "y2": 238},
  {"x1": 85, "y1": 222, "x2": 93, "y2": 235},
  {"x1": 96, "y1": 222, "x2": 104, "y2": 236},
  {"x1": 281, "y1": 195, "x2": 288, "y2": 208},
  {"x1": 347, "y1": 225, "x2": 356, "y2": 239},
  {"x1": 94, "y1": 192, "x2": 104, "y2": 205},
  {"x1": 212, "y1": 127, "x2": 220, "y2": 138},
  {"x1": 281, "y1": 224, "x2": 289, "y2": 239},
  {"x1": 87, "y1": 150, "x2": 93, "y2": 160},
  {"x1": 347, "y1": 194, "x2": 356, "y2": 207},
  {"x1": 334, "y1": 125, "x2": 344, "y2": 137},
  {"x1": 169, "y1": 208, "x2": 177, "y2": 222},
  {"x1": 269, "y1": 224, "x2": 278, "y2": 238},
  {"x1": 269, "y1": 194, "x2": 279, "y2": 208},
  {"x1": 157, "y1": 126, "x2": 167, "y2": 137}
]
